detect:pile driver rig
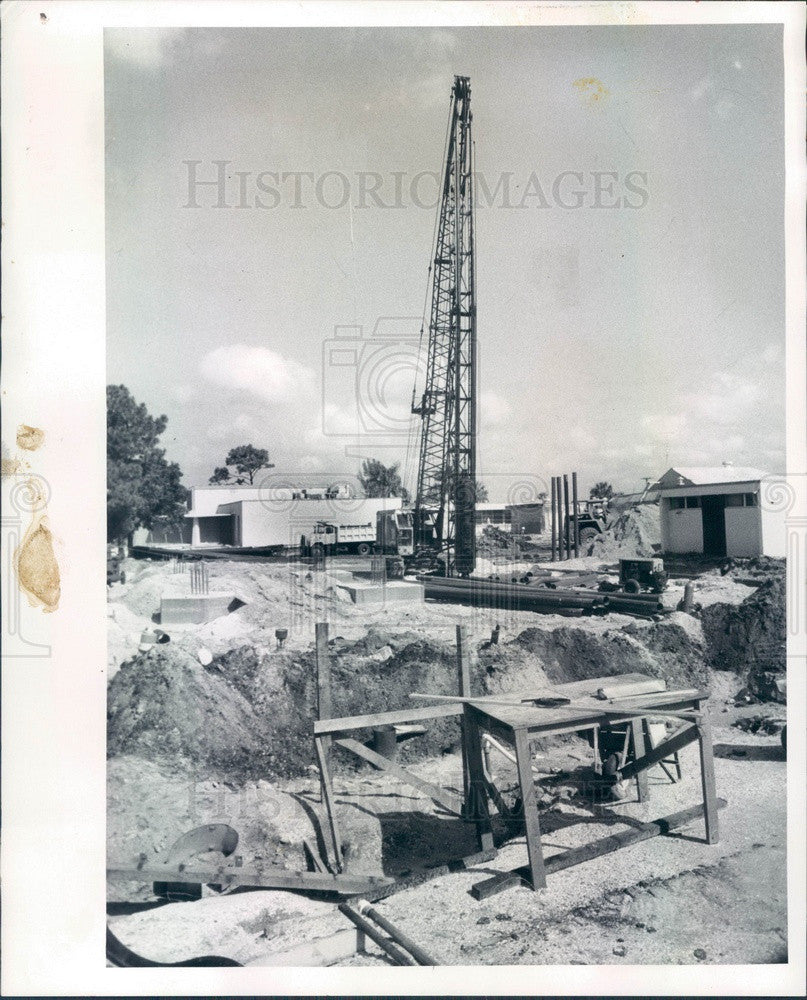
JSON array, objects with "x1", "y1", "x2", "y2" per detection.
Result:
[{"x1": 411, "y1": 75, "x2": 478, "y2": 578}]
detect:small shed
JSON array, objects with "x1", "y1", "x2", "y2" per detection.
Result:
[{"x1": 653, "y1": 466, "x2": 784, "y2": 558}]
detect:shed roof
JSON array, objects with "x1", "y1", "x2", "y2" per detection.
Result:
[{"x1": 653, "y1": 466, "x2": 766, "y2": 489}]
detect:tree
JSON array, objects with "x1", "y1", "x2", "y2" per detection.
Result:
[
  {"x1": 590, "y1": 481, "x2": 614, "y2": 500},
  {"x1": 107, "y1": 385, "x2": 189, "y2": 542},
  {"x1": 358, "y1": 459, "x2": 410, "y2": 502},
  {"x1": 209, "y1": 445, "x2": 274, "y2": 485},
  {"x1": 470, "y1": 479, "x2": 489, "y2": 503}
]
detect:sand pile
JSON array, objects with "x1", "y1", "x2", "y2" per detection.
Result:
[{"x1": 585, "y1": 504, "x2": 662, "y2": 559}]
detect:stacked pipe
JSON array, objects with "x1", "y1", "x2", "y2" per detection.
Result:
[{"x1": 417, "y1": 574, "x2": 606, "y2": 613}]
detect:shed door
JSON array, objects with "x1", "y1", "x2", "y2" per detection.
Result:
[{"x1": 701, "y1": 495, "x2": 726, "y2": 557}]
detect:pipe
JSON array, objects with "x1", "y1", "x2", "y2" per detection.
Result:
[
  {"x1": 572, "y1": 472, "x2": 580, "y2": 558},
  {"x1": 550, "y1": 476, "x2": 557, "y2": 562},
  {"x1": 338, "y1": 903, "x2": 418, "y2": 966},
  {"x1": 355, "y1": 900, "x2": 439, "y2": 966},
  {"x1": 418, "y1": 577, "x2": 604, "y2": 611},
  {"x1": 603, "y1": 595, "x2": 664, "y2": 614},
  {"x1": 563, "y1": 475, "x2": 571, "y2": 560},
  {"x1": 555, "y1": 476, "x2": 564, "y2": 561}
]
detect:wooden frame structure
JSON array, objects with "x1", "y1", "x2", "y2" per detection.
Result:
[{"x1": 313, "y1": 622, "x2": 721, "y2": 896}]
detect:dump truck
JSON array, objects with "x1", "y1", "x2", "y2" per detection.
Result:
[{"x1": 299, "y1": 521, "x2": 375, "y2": 557}]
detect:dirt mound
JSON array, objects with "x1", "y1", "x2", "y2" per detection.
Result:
[
  {"x1": 109, "y1": 609, "x2": 722, "y2": 785},
  {"x1": 700, "y1": 573, "x2": 786, "y2": 699},
  {"x1": 107, "y1": 645, "x2": 282, "y2": 778},
  {"x1": 480, "y1": 615, "x2": 709, "y2": 695},
  {"x1": 108, "y1": 629, "x2": 473, "y2": 781},
  {"x1": 585, "y1": 504, "x2": 661, "y2": 560}
]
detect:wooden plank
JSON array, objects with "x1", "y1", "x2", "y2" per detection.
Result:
[
  {"x1": 607, "y1": 687, "x2": 703, "y2": 705},
  {"x1": 618, "y1": 724, "x2": 700, "y2": 781},
  {"x1": 314, "y1": 622, "x2": 333, "y2": 820},
  {"x1": 107, "y1": 864, "x2": 392, "y2": 895},
  {"x1": 315, "y1": 621, "x2": 332, "y2": 720},
  {"x1": 514, "y1": 729, "x2": 547, "y2": 889},
  {"x1": 596, "y1": 677, "x2": 667, "y2": 700},
  {"x1": 470, "y1": 797, "x2": 729, "y2": 900},
  {"x1": 631, "y1": 717, "x2": 649, "y2": 802},
  {"x1": 314, "y1": 703, "x2": 462, "y2": 736},
  {"x1": 335, "y1": 737, "x2": 462, "y2": 814},
  {"x1": 696, "y1": 710, "x2": 720, "y2": 844},
  {"x1": 362, "y1": 848, "x2": 498, "y2": 903},
  {"x1": 315, "y1": 735, "x2": 344, "y2": 872},
  {"x1": 456, "y1": 624, "x2": 473, "y2": 809}
]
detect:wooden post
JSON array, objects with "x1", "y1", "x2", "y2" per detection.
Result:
[
  {"x1": 630, "y1": 718, "x2": 649, "y2": 802},
  {"x1": 550, "y1": 477, "x2": 557, "y2": 562},
  {"x1": 557, "y1": 476, "x2": 565, "y2": 561},
  {"x1": 696, "y1": 705, "x2": 719, "y2": 844},
  {"x1": 572, "y1": 472, "x2": 580, "y2": 558},
  {"x1": 456, "y1": 625, "x2": 473, "y2": 811},
  {"x1": 315, "y1": 621, "x2": 343, "y2": 870},
  {"x1": 513, "y1": 729, "x2": 547, "y2": 889},
  {"x1": 563, "y1": 474, "x2": 571, "y2": 560}
]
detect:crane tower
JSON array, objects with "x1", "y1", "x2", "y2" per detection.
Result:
[{"x1": 412, "y1": 75, "x2": 477, "y2": 577}]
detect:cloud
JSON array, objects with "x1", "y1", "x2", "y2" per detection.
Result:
[
  {"x1": 199, "y1": 345, "x2": 317, "y2": 404},
  {"x1": 480, "y1": 391, "x2": 512, "y2": 427},
  {"x1": 105, "y1": 28, "x2": 185, "y2": 70}
]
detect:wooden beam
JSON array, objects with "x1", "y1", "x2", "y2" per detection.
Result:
[
  {"x1": 315, "y1": 735, "x2": 344, "y2": 871},
  {"x1": 335, "y1": 737, "x2": 462, "y2": 814},
  {"x1": 619, "y1": 724, "x2": 700, "y2": 781},
  {"x1": 314, "y1": 703, "x2": 462, "y2": 737},
  {"x1": 470, "y1": 797, "x2": 728, "y2": 899},
  {"x1": 456, "y1": 624, "x2": 473, "y2": 809},
  {"x1": 107, "y1": 864, "x2": 392, "y2": 895}
]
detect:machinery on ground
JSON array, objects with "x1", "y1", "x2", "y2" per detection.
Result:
[
  {"x1": 375, "y1": 508, "x2": 443, "y2": 573},
  {"x1": 566, "y1": 497, "x2": 609, "y2": 548},
  {"x1": 618, "y1": 556, "x2": 667, "y2": 594}
]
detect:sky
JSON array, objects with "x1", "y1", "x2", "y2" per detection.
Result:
[{"x1": 105, "y1": 25, "x2": 785, "y2": 501}]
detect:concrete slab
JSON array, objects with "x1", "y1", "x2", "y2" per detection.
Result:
[
  {"x1": 160, "y1": 592, "x2": 243, "y2": 624},
  {"x1": 335, "y1": 580, "x2": 424, "y2": 605}
]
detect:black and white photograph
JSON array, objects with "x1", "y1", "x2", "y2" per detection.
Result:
[{"x1": 2, "y1": 1, "x2": 805, "y2": 994}]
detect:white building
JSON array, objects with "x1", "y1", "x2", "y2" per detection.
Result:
[
  {"x1": 653, "y1": 467, "x2": 784, "y2": 558},
  {"x1": 184, "y1": 485, "x2": 402, "y2": 549}
]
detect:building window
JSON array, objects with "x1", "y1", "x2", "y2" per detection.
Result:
[
  {"x1": 669, "y1": 498, "x2": 685, "y2": 510},
  {"x1": 726, "y1": 492, "x2": 759, "y2": 508},
  {"x1": 685, "y1": 497, "x2": 700, "y2": 509}
]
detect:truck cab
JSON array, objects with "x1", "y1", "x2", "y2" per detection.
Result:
[{"x1": 376, "y1": 509, "x2": 414, "y2": 556}]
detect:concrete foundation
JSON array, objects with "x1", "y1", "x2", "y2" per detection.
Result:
[
  {"x1": 160, "y1": 593, "x2": 242, "y2": 625},
  {"x1": 335, "y1": 580, "x2": 424, "y2": 605}
]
